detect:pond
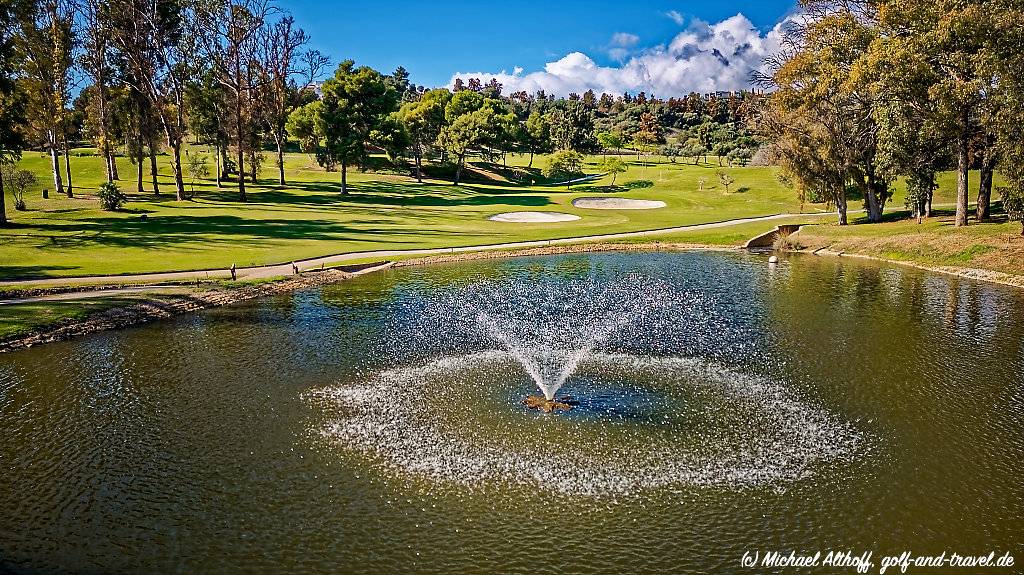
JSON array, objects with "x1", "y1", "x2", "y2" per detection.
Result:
[{"x1": 1, "y1": 251, "x2": 1022, "y2": 573}]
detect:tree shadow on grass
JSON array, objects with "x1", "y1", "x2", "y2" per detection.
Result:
[
  {"x1": 17, "y1": 213, "x2": 459, "y2": 252},
  {"x1": 0, "y1": 265, "x2": 81, "y2": 281}
]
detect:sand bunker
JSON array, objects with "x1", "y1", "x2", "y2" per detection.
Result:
[
  {"x1": 488, "y1": 212, "x2": 581, "y2": 223},
  {"x1": 572, "y1": 197, "x2": 667, "y2": 210}
]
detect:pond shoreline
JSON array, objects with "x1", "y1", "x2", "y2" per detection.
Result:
[{"x1": 4, "y1": 240, "x2": 1023, "y2": 353}]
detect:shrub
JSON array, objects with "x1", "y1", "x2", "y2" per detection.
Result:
[
  {"x1": 97, "y1": 181, "x2": 127, "y2": 211},
  {"x1": 1, "y1": 165, "x2": 35, "y2": 210},
  {"x1": 1000, "y1": 187, "x2": 1024, "y2": 235}
]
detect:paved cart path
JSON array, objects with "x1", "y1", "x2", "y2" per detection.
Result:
[{"x1": 0, "y1": 211, "x2": 837, "y2": 290}]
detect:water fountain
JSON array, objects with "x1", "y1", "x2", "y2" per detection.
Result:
[
  {"x1": 307, "y1": 268, "x2": 869, "y2": 496},
  {"x1": 459, "y1": 274, "x2": 674, "y2": 407}
]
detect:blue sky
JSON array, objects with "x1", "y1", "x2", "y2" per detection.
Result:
[{"x1": 281, "y1": 1, "x2": 797, "y2": 96}]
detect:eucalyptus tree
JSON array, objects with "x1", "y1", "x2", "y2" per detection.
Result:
[
  {"x1": 15, "y1": 0, "x2": 76, "y2": 197},
  {"x1": 109, "y1": 0, "x2": 198, "y2": 201},
  {"x1": 0, "y1": 0, "x2": 26, "y2": 224},
  {"x1": 78, "y1": 0, "x2": 117, "y2": 181},
  {"x1": 757, "y1": 0, "x2": 890, "y2": 224},
  {"x1": 260, "y1": 16, "x2": 326, "y2": 185},
  {"x1": 869, "y1": 0, "x2": 996, "y2": 226},
  {"x1": 195, "y1": 0, "x2": 275, "y2": 201}
]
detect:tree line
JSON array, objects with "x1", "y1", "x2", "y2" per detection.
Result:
[
  {"x1": 758, "y1": 0, "x2": 1024, "y2": 229},
  {"x1": 0, "y1": 0, "x2": 765, "y2": 223}
]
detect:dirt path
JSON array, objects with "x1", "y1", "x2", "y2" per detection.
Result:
[{"x1": 0, "y1": 212, "x2": 835, "y2": 290}]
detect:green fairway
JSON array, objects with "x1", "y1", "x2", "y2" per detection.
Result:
[{"x1": 0, "y1": 148, "x2": 996, "y2": 280}]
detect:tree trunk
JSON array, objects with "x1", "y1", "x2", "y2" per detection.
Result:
[
  {"x1": 215, "y1": 143, "x2": 222, "y2": 188},
  {"x1": 136, "y1": 153, "x2": 144, "y2": 194},
  {"x1": 864, "y1": 177, "x2": 882, "y2": 223},
  {"x1": 236, "y1": 128, "x2": 247, "y2": 202},
  {"x1": 110, "y1": 153, "x2": 119, "y2": 180},
  {"x1": 454, "y1": 153, "x2": 465, "y2": 186},
  {"x1": 169, "y1": 140, "x2": 185, "y2": 201},
  {"x1": 98, "y1": 68, "x2": 114, "y2": 182},
  {"x1": 0, "y1": 169, "x2": 6, "y2": 225},
  {"x1": 148, "y1": 143, "x2": 160, "y2": 196},
  {"x1": 414, "y1": 146, "x2": 423, "y2": 183},
  {"x1": 528, "y1": 150, "x2": 534, "y2": 168},
  {"x1": 837, "y1": 188, "x2": 848, "y2": 225},
  {"x1": 62, "y1": 141, "x2": 73, "y2": 198},
  {"x1": 221, "y1": 146, "x2": 230, "y2": 180},
  {"x1": 955, "y1": 132, "x2": 969, "y2": 227},
  {"x1": 977, "y1": 152, "x2": 993, "y2": 221},
  {"x1": 49, "y1": 143, "x2": 64, "y2": 197},
  {"x1": 340, "y1": 156, "x2": 348, "y2": 194},
  {"x1": 276, "y1": 136, "x2": 286, "y2": 186}
]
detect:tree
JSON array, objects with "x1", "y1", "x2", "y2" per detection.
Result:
[
  {"x1": 79, "y1": 0, "x2": 117, "y2": 182},
  {"x1": 397, "y1": 88, "x2": 448, "y2": 182},
  {"x1": 544, "y1": 149, "x2": 584, "y2": 189},
  {"x1": 717, "y1": 169, "x2": 735, "y2": 193},
  {"x1": 522, "y1": 110, "x2": 551, "y2": 167},
  {"x1": 260, "y1": 15, "x2": 326, "y2": 186},
  {"x1": 661, "y1": 144, "x2": 681, "y2": 163},
  {"x1": 632, "y1": 130, "x2": 658, "y2": 166},
  {"x1": 1000, "y1": 187, "x2": 1024, "y2": 236},
  {"x1": 304, "y1": 60, "x2": 398, "y2": 194},
  {"x1": 187, "y1": 153, "x2": 209, "y2": 195},
  {"x1": 437, "y1": 105, "x2": 493, "y2": 185},
  {"x1": 599, "y1": 156, "x2": 626, "y2": 185},
  {"x1": 185, "y1": 68, "x2": 230, "y2": 187},
  {"x1": 757, "y1": 2, "x2": 890, "y2": 224},
  {"x1": 16, "y1": 0, "x2": 76, "y2": 197},
  {"x1": 110, "y1": 0, "x2": 197, "y2": 201},
  {"x1": 370, "y1": 113, "x2": 410, "y2": 164},
  {"x1": 0, "y1": 165, "x2": 34, "y2": 210},
  {"x1": 596, "y1": 130, "x2": 623, "y2": 157},
  {"x1": 870, "y1": 0, "x2": 996, "y2": 227},
  {"x1": 0, "y1": 0, "x2": 27, "y2": 225},
  {"x1": 197, "y1": 0, "x2": 275, "y2": 201},
  {"x1": 550, "y1": 100, "x2": 597, "y2": 152}
]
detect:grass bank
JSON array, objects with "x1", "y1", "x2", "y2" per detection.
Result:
[{"x1": 795, "y1": 210, "x2": 1024, "y2": 276}]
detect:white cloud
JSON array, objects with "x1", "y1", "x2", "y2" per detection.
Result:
[
  {"x1": 448, "y1": 13, "x2": 788, "y2": 97},
  {"x1": 666, "y1": 10, "x2": 686, "y2": 25},
  {"x1": 610, "y1": 32, "x2": 639, "y2": 47}
]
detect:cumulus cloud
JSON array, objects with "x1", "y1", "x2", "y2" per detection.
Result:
[
  {"x1": 448, "y1": 13, "x2": 787, "y2": 98},
  {"x1": 666, "y1": 10, "x2": 686, "y2": 26}
]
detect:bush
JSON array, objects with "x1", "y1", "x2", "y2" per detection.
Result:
[
  {"x1": 1, "y1": 165, "x2": 35, "y2": 211},
  {"x1": 97, "y1": 181, "x2": 127, "y2": 211},
  {"x1": 1000, "y1": 187, "x2": 1024, "y2": 235}
]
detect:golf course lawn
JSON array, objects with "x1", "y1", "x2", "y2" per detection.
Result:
[
  {"x1": 0, "y1": 147, "x2": 1002, "y2": 280},
  {"x1": 797, "y1": 210, "x2": 1024, "y2": 275}
]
